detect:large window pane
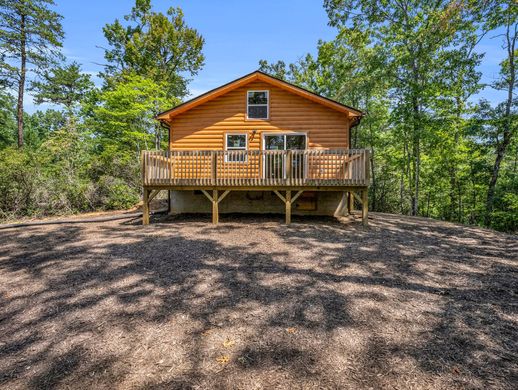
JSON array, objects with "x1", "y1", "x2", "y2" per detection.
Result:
[
  {"x1": 248, "y1": 91, "x2": 268, "y2": 104},
  {"x1": 264, "y1": 135, "x2": 284, "y2": 150},
  {"x1": 248, "y1": 105, "x2": 267, "y2": 119},
  {"x1": 227, "y1": 134, "x2": 246, "y2": 148},
  {"x1": 286, "y1": 135, "x2": 306, "y2": 150}
]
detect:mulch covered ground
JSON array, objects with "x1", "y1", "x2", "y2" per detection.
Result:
[{"x1": 0, "y1": 212, "x2": 516, "y2": 389}]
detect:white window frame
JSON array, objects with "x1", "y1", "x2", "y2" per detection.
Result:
[
  {"x1": 224, "y1": 132, "x2": 248, "y2": 163},
  {"x1": 246, "y1": 90, "x2": 269, "y2": 120}
]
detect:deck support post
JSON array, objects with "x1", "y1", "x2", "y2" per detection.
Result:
[
  {"x1": 142, "y1": 188, "x2": 150, "y2": 225},
  {"x1": 285, "y1": 190, "x2": 292, "y2": 225},
  {"x1": 361, "y1": 188, "x2": 368, "y2": 226},
  {"x1": 212, "y1": 189, "x2": 219, "y2": 224},
  {"x1": 201, "y1": 189, "x2": 231, "y2": 225}
]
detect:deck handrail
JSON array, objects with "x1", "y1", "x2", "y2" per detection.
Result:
[{"x1": 142, "y1": 149, "x2": 370, "y2": 187}]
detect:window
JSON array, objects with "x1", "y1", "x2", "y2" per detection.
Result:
[
  {"x1": 247, "y1": 90, "x2": 269, "y2": 119},
  {"x1": 225, "y1": 133, "x2": 247, "y2": 162}
]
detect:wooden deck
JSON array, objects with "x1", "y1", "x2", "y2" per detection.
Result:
[{"x1": 141, "y1": 149, "x2": 370, "y2": 225}]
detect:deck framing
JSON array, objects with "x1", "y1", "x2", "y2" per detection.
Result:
[{"x1": 142, "y1": 185, "x2": 369, "y2": 226}]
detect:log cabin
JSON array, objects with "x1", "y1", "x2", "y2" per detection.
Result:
[{"x1": 142, "y1": 70, "x2": 369, "y2": 225}]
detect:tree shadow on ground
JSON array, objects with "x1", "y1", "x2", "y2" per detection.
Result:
[{"x1": 0, "y1": 212, "x2": 516, "y2": 389}]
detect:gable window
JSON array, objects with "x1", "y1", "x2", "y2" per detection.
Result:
[
  {"x1": 225, "y1": 133, "x2": 248, "y2": 162},
  {"x1": 247, "y1": 90, "x2": 269, "y2": 119}
]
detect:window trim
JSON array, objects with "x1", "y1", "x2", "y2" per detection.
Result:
[
  {"x1": 224, "y1": 132, "x2": 248, "y2": 163},
  {"x1": 246, "y1": 90, "x2": 269, "y2": 120}
]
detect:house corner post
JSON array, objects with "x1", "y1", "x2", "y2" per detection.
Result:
[
  {"x1": 143, "y1": 188, "x2": 150, "y2": 225},
  {"x1": 361, "y1": 188, "x2": 368, "y2": 226},
  {"x1": 285, "y1": 190, "x2": 292, "y2": 225},
  {"x1": 212, "y1": 189, "x2": 219, "y2": 224}
]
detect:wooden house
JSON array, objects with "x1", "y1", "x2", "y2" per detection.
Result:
[{"x1": 142, "y1": 71, "x2": 369, "y2": 225}]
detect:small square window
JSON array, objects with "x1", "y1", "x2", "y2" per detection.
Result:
[
  {"x1": 225, "y1": 133, "x2": 247, "y2": 162},
  {"x1": 247, "y1": 90, "x2": 269, "y2": 119}
]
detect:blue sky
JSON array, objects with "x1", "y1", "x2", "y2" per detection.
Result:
[{"x1": 26, "y1": 0, "x2": 508, "y2": 112}]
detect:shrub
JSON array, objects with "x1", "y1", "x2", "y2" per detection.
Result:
[
  {"x1": 0, "y1": 147, "x2": 39, "y2": 218},
  {"x1": 96, "y1": 175, "x2": 139, "y2": 210}
]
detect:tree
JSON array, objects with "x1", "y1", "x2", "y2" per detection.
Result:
[
  {"x1": 102, "y1": 0, "x2": 204, "y2": 98},
  {"x1": 0, "y1": 0, "x2": 64, "y2": 147},
  {"x1": 323, "y1": 0, "x2": 484, "y2": 216},
  {"x1": 31, "y1": 62, "x2": 94, "y2": 114},
  {"x1": 24, "y1": 109, "x2": 66, "y2": 148},
  {"x1": 88, "y1": 72, "x2": 179, "y2": 156},
  {"x1": 483, "y1": 0, "x2": 517, "y2": 225}
]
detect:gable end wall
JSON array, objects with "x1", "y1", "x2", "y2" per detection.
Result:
[{"x1": 169, "y1": 81, "x2": 350, "y2": 150}]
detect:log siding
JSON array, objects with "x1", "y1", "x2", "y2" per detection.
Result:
[{"x1": 169, "y1": 81, "x2": 351, "y2": 151}]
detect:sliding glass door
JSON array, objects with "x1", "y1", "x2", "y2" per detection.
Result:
[{"x1": 263, "y1": 134, "x2": 306, "y2": 179}]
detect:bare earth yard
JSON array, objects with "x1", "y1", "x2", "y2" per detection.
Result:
[{"x1": 0, "y1": 213, "x2": 516, "y2": 389}]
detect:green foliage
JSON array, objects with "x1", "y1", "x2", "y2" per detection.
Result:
[
  {"x1": 0, "y1": 125, "x2": 142, "y2": 219},
  {"x1": 24, "y1": 109, "x2": 66, "y2": 148},
  {"x1": 96, "y1": 176, "x2": 139, "y2": 210},
  {"x1": 88, "y1": 72, "x2": 179, "y2": 154},
  {"x1": 31, "y1": 62, "x2": 94, "y2": 112},
  {"x1": 0, "y1": 147, "x2": 39, "y2": 217},
  {"x1": 102, "y1": 0, "x2": 204, "y2": 98},
  {"x1": 0, "y1": 92, "x2": 16, "y2": 147}
]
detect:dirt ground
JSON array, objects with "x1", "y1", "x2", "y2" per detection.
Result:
[{"x1": 0, "y1": 212, "x2": 516, "y2": 389}]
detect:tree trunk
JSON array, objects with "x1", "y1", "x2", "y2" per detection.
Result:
[
  {"x1": 448, "y1": 98, "x2": 462, "y2": 221},
  {"x1": 410, "y1": 53, "x2": 421, "y2": 216},
  {"x1": 17, "y1": 13, "x2": 26, "y2": 148},
  {"x1": 370, "y1": 147, "x2": 376, "y2": 211},
  {"x1": 485, "y1": 22, "x2": 516, "y2": 226},
  {"x1": 412, "y1": 136, "x2": 420, "y2": 216},
  {"x1": 411, "y1": 98, "x2": 420, "y2": 216}
]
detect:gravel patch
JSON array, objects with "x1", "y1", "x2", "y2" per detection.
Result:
[{"x1": 0, "y1": 212, "x2": 516, "y2": 389}]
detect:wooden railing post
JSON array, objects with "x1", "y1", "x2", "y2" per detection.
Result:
[
  {"x1": 365, "y1": 149, "x2": 371, "y2": 186},
  {"x1": 286, "y1": 150, "x2": 292, "y2": 185},
  {"x1": 141, "y1": 150, "x2": 146, "y2": 186},
  {"x1": 211, "y1": 151, "x2": 217, "y2": 185}
]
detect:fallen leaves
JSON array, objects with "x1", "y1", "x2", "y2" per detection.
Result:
[
  {"x1": 216, "y1": 355, "x2": 230, "y2": 365},
  {"x1": 222, "y1": 338, "x2": 235, "y2": 348}
]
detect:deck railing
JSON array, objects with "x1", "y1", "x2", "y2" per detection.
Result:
[{"x1": 142, "y1": 149, "x2": 370, "y2": 187}]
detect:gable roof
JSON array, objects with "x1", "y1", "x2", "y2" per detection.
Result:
[{"x1": 156, "y1": 70, "x2": 364, "y2": 121}]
